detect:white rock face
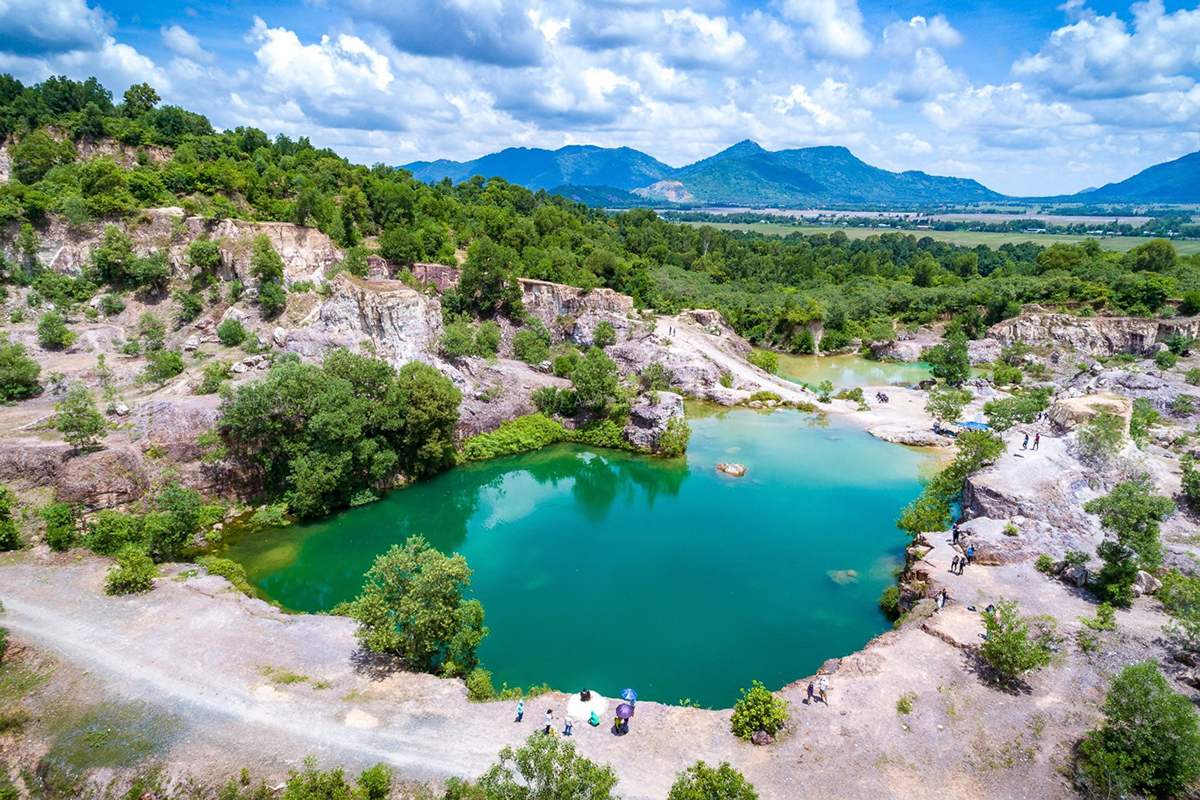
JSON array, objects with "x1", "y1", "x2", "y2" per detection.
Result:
[
  {"x1": 623, "y1": 392, "x2": 685, "y2": 452},
  {"x1": 989, "y1": 310, "x2": 1200, "y2": 356}
]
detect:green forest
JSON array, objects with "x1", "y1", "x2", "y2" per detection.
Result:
[{"x1": 1, "y1": 74, "x2": 1198, "y2": 355}]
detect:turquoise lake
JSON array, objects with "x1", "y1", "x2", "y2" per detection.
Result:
[{"x1": 223, "y1": 408, "x2": 935, "y2": 707}]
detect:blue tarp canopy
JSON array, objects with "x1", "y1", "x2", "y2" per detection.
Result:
[{"x1": 958, "y1": 421, "x2": 991, "y2": 430}]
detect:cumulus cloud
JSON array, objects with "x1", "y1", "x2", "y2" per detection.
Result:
[
  {"x1": 346, "y1": 0, "x2": 546, "y2": 67},
  {"x1": 1012, "y1": 0, "x2": 1200, "y2": 99},
  {"x1": 881, "y1": 14, "x2": 962, "y2": 56},
  {"x1": 161, "y1": 24, "x2": 213, "y2": 63},
  {"x1": 777, "y1": 0, "x2": 871, "y2": 59},
  {"x1": 0, "y1": 0, "x2": 109, "y2": 56}
]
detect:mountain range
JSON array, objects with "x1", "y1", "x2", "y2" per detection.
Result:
[{"x1": 403, "y1": 140, "x2": 1199, "y2": 207}]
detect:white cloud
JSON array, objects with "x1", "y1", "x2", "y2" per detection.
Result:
[
  {"x1": 347, "y1": 0, "x2": 547, "y2": 66},
  {"x1": 161, "y1": 24, "x2": 213, "y2": 63},
  {"x1": 0, "y1": 0, "x2": 109, "y2": 56},
  {"x1": 881, "y1": 14, "x2": 962, "y2": 56},
  {"x1": 777, "y1": 0, "x2": 871, "y2": 59}
]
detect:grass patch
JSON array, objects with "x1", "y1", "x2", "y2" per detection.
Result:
[
  {"x1": 896, "y1": 692, "x2": 916, "y2": 715},
  {"x1": 44, "y1": 701, "x2": 181, "y2": 773},
  {"x1": 258, "y1": 665, "x2": 309, "y2": 685}
]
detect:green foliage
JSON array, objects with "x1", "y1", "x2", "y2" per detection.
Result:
[
  {"x1": 923, "y1": 332, "x2": 970, "y2": 385},
  {"x1": 36, "y1": 310, "x2": 74, "y2": 349},
  {"x1": 219, "y1": 351, "x2": 460, "y2": 517},
  {"x1": 216, "y1": 318, "x2": 247, "y2": 347},
  {"x1": 257, "y1": 279, "x2": 287, "y2": 318},
  {"x1": 572, "y1": 347, "x2": 620, "y2": 412},
  {"x1": 668, "y1": 761, "x2": 758, "y2": 800},
  {"x1": 512, "y1": 325, "x2": 551, "y2": 365},
  {"x1": 475, "y1": 320, "x2": 501, "y2": 357},
  {"x1": 553, "y1": 349, "x2": 582, "y2": 378},
  {"x1": 98, "y1": 293, "x2": 124, "y2": 316},
  {"x1": 1158, "y1": 569, "x2": 1200, "y2": 651},
  {"x1": 897, "y1": 430, "x2": 1004, "y2": 536},
  {"x1": 1076, "y1": 411, "x2": 1126, "y2": 466},
  {"x1": 174, "y1": 289, "x2": 202, "y2": 324},
  {"x1": 53, "y1": 383, "x2": 106, "y2": 449},
  {"x1": 1181, "y1": 291, "x2": 1200, "y2": 317},
  {"x1": 925, "y1": 385, "x2": 972, "y2": 424},
  {"x1": 85, "y1": 509, "x2": 142, "y2": 554},
  {"x1": 1080, "y1": 602, "x2": 1116, "y2": 632},
  {"x1": 1155, "y1": 349, "x2": 1178, "y2": 370},
  {"x1": 0, "y1": 485, "x2": 21, "y2": 551},
  {"x1": 462, "y1": 414, "x2": 568, "y2": 460},
  {"x1": 187, "y1": 237, "x2": 222, "y2": 281},
  {"x1": 466, "y1": 733, "x2": 617, "y2": 800},
  {"x1": 982, "y1": 387, "x2": 1052, "y2": 431},
  {"x1": 1034, "y1": 554, "x2": 1054, "y2": 574},
  {"x1": 196, "y1": 556, "x2": 253, "y2": 595},
  {"x1": 731, "y1": 680, "x2": 789, "y2": 740},
  {"x1": 1129, "y1": 397, "x2": 1160, "y2": 445},
  {"x1": 991, "y1": 362, "x2": 1023, "y2": 386},
  {"x1": 0, "y1": 336, "x2": 41, "y2": 400},
  {"x1": 195, "y1": 360, "x2": 230, "y2": 395},
  {"x1": 1084, "y1": 477, "x2": 1174, "y2": 571},
  {"x1": 458, "y1": 237, "x2": 522, "y2": 317},
  {"x1": 250, "y1": 234, "x2": 284, "y2": 284},
  {"x1": 40, "y1": 501, "x2": 76, "y2": 551},
  {"x1": 1182, "y1": 456, "x2": 1200, "y2": 513},
  {"x1": 144, "y1": 349, "x2": 184, "y2": 384},
  {"x1": 276, "y1": 758, "x2": 391, "y2": 800},
  {"x1": 592, "y1": 320, "x2": 616, "y2": 348},
  {"x1": 1170, "y1": 394, "x2": 1195, "y2": 416},
  {"x1": 895, "y1": 693, "x2": 916, "y2": 715},
  {"x1": 466, "y1": 667, "x2": 496, "y2": 702},
  {"x1": 815, "y1": 380, "x2": 834, "y2": 402},
  {"x1": 441, "y1": 318, "x2": 480, "y2": 360},
  {"x1": 139, "y1": 312, "x2": 166, "y2": 351},
  {"x1": 104, "y1": 544, "x2": 156, "y2": 594},
  {"x1": 979, "y1": 600, "x2": 1053, "y2": 684},
  {"x1": 1076, "y1": 661, "x2": 1200, "y2": 799},
  {"x1": 747, "y1": 349, "x2": 778, "y2": 374},
  {"x1": 658, "y1": 416, "x2": 691, "y2": 457},
  {"x1": 1094, "y1": 540, "x2": 1139, "y2": 608},
  {"x1": 878, "y1": 585, "x2": 901, "y2": 620},
  {"x1": 345, "y1": 535, "x2": 487, "y2": 676},
  {"x1": 531, "y1": 386, "x2": 578, "y2": 418}
]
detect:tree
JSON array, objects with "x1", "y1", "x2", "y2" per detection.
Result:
[
  {"x1": 217, "y1": 318, "x2": 247, "y2": 346},
  {"x1": 1126, "y1": 238, "x2": 1177, "y2": 273},
  {"x1": 658, "y1": 416, "x2": 691, "y2": 457},
  {"x1": 1076, "y1": 661, "x2": 1200, "y2": 799},
  {"x1": 469, "y1": 733, "x2": 617, "y2": 800},
  {"x1": 0, "y1": 336, "x2": 41, "y2": 400},
  {"x1": 37, "y1": 311, "x2": 75, "y2": 349},
  {"x1": 122, "y1": 82, "x2": 160, "y2": 117},
  {"x1": 668, "y1": 762, "x2": 758, "y2": 800},
  {"x1": 979, "y1": 600, "x2": 1052, "y2": 684},
  {"x1": 571, "y1": 347, "x2": 620, "y2": 413},
  {"x1": 187, "y1": 237, "x2": 223, "y2": 283},
  {"x1": 104, "y1": 544, "x2": 156, "y2": 594},
  {"x1": 512, "y1": 327, "x2": 550, "y2": 365},
  {"x1": 54, "y1": 384, "x2": 106, "y2": 450},
  {"x1": 258, "y1": 280, "x2": 287, "y2": 318},
  {"x1": 1084, "y1": 478, "x2": 1174, "y2": 571},
  {"x1": 923, "y1": 332, "x2": 970, "y2": 385},
  {"x1": 925, "y1": 385, "x2": 972, "y2": 425},
  {"x1": 730, "y1": 680, "x2": 789, "y2": 740},
  {"x1": 91, "y1": 225, "x2": 138, "y2": 286},
  {"x1": 1076, "y1": 411, "x2": 1125, "y2": 467},
  {"x1": 459, "y1": 237, "x2": 522, "y2": 317},
  {"x1": 11, "y1": 129, "x2": 75, "y2": 184},
  {"x1": 345, "y1": 535, "x2": 487, "y2": 676},
  {"x1": 0, "y1": 485, "x2": 21, "y2": 551},
  {"x1": 250, "y1": 234, "x2": 285, "y2": 284}
]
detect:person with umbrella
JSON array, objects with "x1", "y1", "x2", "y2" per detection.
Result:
[{"x1": 614, "y1": 702, "x2": 634, "y2": 735}]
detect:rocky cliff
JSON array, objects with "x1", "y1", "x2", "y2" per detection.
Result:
[{"x1": 989, "y1": 309, "x2": 1200, "y2": 356}]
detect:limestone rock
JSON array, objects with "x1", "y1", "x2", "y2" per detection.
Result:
[
  {"x1": 750, "y1": 730, "x2": 774, "y2": 746},
  {"x1": 1049, "y1": 392, "x2": 1132, "y2": 433},
  {"x1": 1062, "y1": 565, "x2": 1090, "y2": 587},
  {"x1": 1132, "y1": 570, "x2": 1162, "y2": 597},
  {"x1": 272, "y1": 326, "x2": 288, "y2": 347},
  {"x1": 623, "y1": 392, "x2": 684, "y2": 452},
  {"x1": 716, "y1": 463, "x2": 747, "y2": 477},
  {"x1": 183, "y1": 334, "x2": 200, "y2": 351},
  {"x1": 968, "y1": 338, "x2": 1003, "y2": 365},
  {"x1": 988, "y1": 310, "x2": 1200, "y2": 356}
]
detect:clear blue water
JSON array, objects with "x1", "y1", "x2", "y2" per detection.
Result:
[{"x1": 223, "y1": 408, "x2": 934, "y2": 707}]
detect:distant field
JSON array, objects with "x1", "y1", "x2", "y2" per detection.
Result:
[{"x1": 689, "y1": 221, "x2": 1200, "y2": 255}]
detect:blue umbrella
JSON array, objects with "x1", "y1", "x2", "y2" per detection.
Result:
[{"x1": 620, "y1": 688, "x2": 638, "y2": 704}]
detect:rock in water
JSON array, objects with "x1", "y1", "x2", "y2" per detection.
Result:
[
  {"x1": 716, "y1": 463, "x2": 746, "y2": 477},
  {"x1": 827, "y1": 569, "x2": 859, "y2": 585}
]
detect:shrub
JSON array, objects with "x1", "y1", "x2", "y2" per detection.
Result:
[
  {"x1": 531, "y1": 386, "x2": 578, "y2": 418},
  {"x1": 639, "y1": 362, "x2": 672, "y2": 391},
  {"x1": 462, "y1": 414, "x2": 568, "y2": 460},
  {"x1": 144, "y1": 349, "x2": 184, "y2": 384},
  {"x1": 257, "y1": 280, "x2": 286, "y2": 318},
  {"x1": 553, "y1": 349, "x2": 582, "y2": 378},
  {"x1": 440, "y1": 318, "x2": 477, "y2": 360},
  {"x1": 466, "y1": 667, "x2": 496, "y2": 702},
  {"x1": 1076, "y1": 661, "x2": 1200, "y2": 799},
  {"x1": 196, "y1": 555, "x2": 253, "y2": 595},
  {"x1": 195, "y1": 360, "x2": 230, "y2": 395},
  {"x1": 1155, "y1": 349, "x2": 1178, "y2": 370},
  {"x1": 54, "y1": 384, "x2": 106, "y2": 450},
  {"x1": 748, "y1": 390, "x2": 782, "y2": 403},
  {"x1": 979, "y1": 600, "x2": 1053, "y2": 684},
  {"x1": 895, "y1": 693, "x2": 916, "y2": 715},
  {"x1": 1170, "y1": 394, "x2": 1195, "y2": 416},
  {"x1": 983, "y1": 387, "x2": 1052, "y2": 431},
  {"x1": 40, "y1": 501, "x2": 76, "y2": 551},
  {"x1": 1129, "y1": 397, "x2": 1160, "y2": 444},
  {"x1": 475, "y1": 321, "x2": 501, "y2": 357},
  {"x1": 1034, "y1": 554, "x2": 1054, "y2": 573},
  {"x1": 512, "y1": 327, "x2": 550, "y2": 365},
  {"x1": 139, "y1": 312, "x2": 166, "y2": 351},
  {"x1": 85, "y1": 509, "x2": 144, "y2": 554},
  {"x1": 98, "y1": 293, "x2": 125, "y2": 316},
  {"x1": 0, "y1": 627, "x2": 6, "y2": 664},
  {"x1": 658, "y1": 416, "x2": 691, "y2": 457},
  {"x1": 719, "y1": 370, "x2": 734, "y2": 389},
  {"x1": 572, "y1": 347, "x2": 620, "y2": 412},
  {"x1": 1080, "y1": 602, "x2": 1116, "y2": 632},
  {"x1": 878, "y1": 585, "x2": 901, "y2": 620},
  {"x1": 1183, "y1": 456, "x2": 1200, "y2": 513},
  {"x1": 344, "y1": 535, "x2": 487, "y2": 676},
  {"x1": 991, "y1": 362, "x2": 1023, "y2": 386},
  {"x1": 0, "y1": 486, "x2": 21, "y2": 551},
  {"x1": 667, "y1": 761, "x2": 758, "y2": 800},
  {"x1": 173, "y1": 289, "x2": 203, "y2": 324},
  {"x1": 104, "y1": 544, "x2": 156, "y2": 594},
  {"x1": 467, "y1": 733, "x2": 616, "y2": 800},
  {"x1": 730, "y1": 680, "x2": 789, "y2": 740},
  {"x1": 216, "y1": 318, "x2": 247, "y2": 346},
  {"x1": 815, "y1": 380, "x2": 834, "y2": 402},
  {"x1": 1158, "y1": 569, "x2": 1200, "y2": 651},
  {"x1": 1076, "y1": 411, "x2": 1125, "y2": 466},
  {"x1": 593, "y1": 320, "x2": 616, "y2": 348},
  {"x1": 0, "y1": 336, "x2": 41, "y2": 400},
  {"x1": 1187, "y1": 368, "x2": 1200, "y2": 386},
  {"x1": 747, "y1": 349, "x2": 778, "y2": 374},
  {"x1": 925, "y1": 385, "x2": 972, "y2": 424},
  {"x1": 37, "y1": 311, "x2": 75, "y2": 349}
]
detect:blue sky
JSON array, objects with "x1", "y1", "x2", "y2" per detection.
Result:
[{"x1": 1, "y1": 0, "x2": 1198, "y2": 195}]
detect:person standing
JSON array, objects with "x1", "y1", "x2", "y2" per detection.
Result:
[
  {"x1": 806, "y1": 681, "x2": 816, "y2": 704},
  {"x1": 951, "y1": 555, "x2": 960, "y2": 574},
  {"x1": 544, "y1": 709, "x2": 554, "y2": 735},
  {"x1": 564, "y1": 716, "x2": 574, "y2": 736},
  {"x1": 818, "y1": 675, "x2": 830, "y2": 705},
  {"x1": 1033, "y1": 433, "x2": 1040, "y2": 451},
  {"x1": 1022, "y1": 432, "x2": 1029, "y2": 450},
  {"x1": 515, "y1": 698, "x2": 524, "y2": 723},
  {"x1": 966, "y1": 545, "x2": 975, "y2": 565}
]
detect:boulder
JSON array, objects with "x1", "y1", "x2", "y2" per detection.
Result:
[
  {"x1": 968, "y1": 338, "x2": 1002, "y2": 365},
  {"x1": 182, "y1": 334, "x2": 200, "y2": 351},
  {"x1": 717, "y1": 463, "x2": 747, "y2": 477},
  {"x1": 623, "y1": 392, "x2": 684, "y2": 452},
  {"x1": 869, "y1": 339, "x2": 925, "y2": 362},
  {"x1": 1062, "y1": 565, "x2": 1090, "y2": 587},
  {"x1": 1132, "y1": 570, "x2": 1162, "y2": 597},
  {"x1": 750, "y1": 730, "x2": 774, "y2": 746},
  {"x1": 1049, "y1": 392, "x2": 1132, "y2": 433}
]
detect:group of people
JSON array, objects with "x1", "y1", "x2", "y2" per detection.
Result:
[
  {"x1": 515, "y1": 700, "x2": 577, "y2": 736},
  {"x1": 804, "y1": 675, "x2": 831, "y2": 705},
  {"x1": 874, "y1": 391, "x2": 890, "y2": 404},
  {"x1": 949, "y1": 525, "x2": 974, "y2": 575},
  {"x1": 1021, "y1": 431, "x2": 1041, "y2": 451}
]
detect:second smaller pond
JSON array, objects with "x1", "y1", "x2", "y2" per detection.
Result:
[{"x1": 776, "y1": 353, "x2": 932, "y2": 390}]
